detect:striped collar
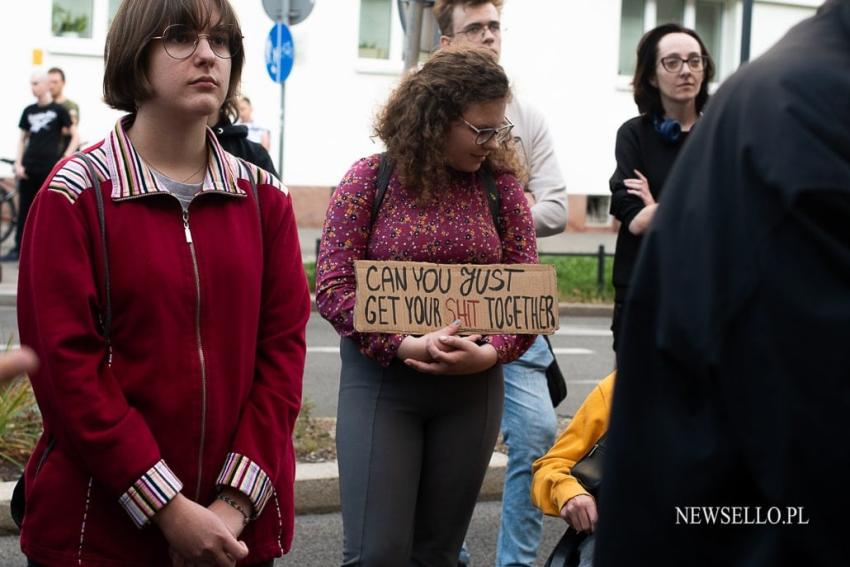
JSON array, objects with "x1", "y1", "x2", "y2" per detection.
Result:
[{"x1": 104, "y1": 116, "x2": 246, "y2": 201}]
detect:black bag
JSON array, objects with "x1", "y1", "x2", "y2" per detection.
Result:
[
  {"x1": 570, "y1": 433, "x2": 606, "y2": 496},
  {"x1": 10, "y1": 474, "x2": 25, "y2": 528},
  {"x1": 544, "y1": 336, "x2": 567, "y2": 407},
  {"x1": 543, "y1": 433, "x2": 607, "y2": 567}
]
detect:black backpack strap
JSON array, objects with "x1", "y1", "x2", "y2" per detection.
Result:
[
  {"x1": 370, "y1": 153, "x2": 501, "y2": 236},
  {"x1": 479, "y1": 164, "x2": 502, "y2": 236},
  {"x1": 371, "y1": 152, "x2": 394, "y2": 226},
  {"x1": 76, "y1": 152, "x2": 111, "y2": 342}
]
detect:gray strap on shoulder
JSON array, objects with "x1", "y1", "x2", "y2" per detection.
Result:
[{"x1": 76, "y1": 152, "x2": 111, "y2": 341}]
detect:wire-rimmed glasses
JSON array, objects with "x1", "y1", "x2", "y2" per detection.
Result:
[
  {"x1": 456, "y1": 21, "x2": 502, "y2": 40},
  {"x1": 151, "y1": 24, "x2": 242, "y2": 60},
  {"x1": 462, "y1": 117, "x2": 514, "y2": 145}
]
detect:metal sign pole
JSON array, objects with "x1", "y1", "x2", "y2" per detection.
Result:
[
  {"x1": 403, "y1": 0, "x2": 426, "y2": 71},
  {"x1": 278, "y1": 0, "x2": 290, "y2": 177},
  {"x1": 740, "y1": 0, "x2": 754, "y2": 64}
]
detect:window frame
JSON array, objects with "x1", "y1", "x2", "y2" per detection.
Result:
[
  {"x1": 616, "y1": 0, "x2": 734, "y2": 85},
  {"x1": 585, "y1": 195, "x2": 613, "y2": 226},
  {"x1": 48, "y1": 0, "x2": 117, "y2": 57},
  {"x1": 356, "y1": 0, "x2": 405, "y2": 75}
]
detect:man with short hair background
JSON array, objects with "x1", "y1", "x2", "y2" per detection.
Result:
[
  {"x1": 47, "y1": 66, "x2": 80, "y2": 154},
  {"x1": 3, "y1": 72, "x2": 76, "y2": 262},
  {"x1": 434, "y1": 1, "x2": 568, "y2": 565}
]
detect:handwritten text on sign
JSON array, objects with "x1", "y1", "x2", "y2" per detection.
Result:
[{"x1": 354, "y1": 261, "x2": 558, "y2": 335}]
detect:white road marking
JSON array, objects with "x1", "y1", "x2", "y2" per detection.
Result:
[
  {"x1": 307, "y1": 347, "x2": 342, "y2": 354},
  {"x1": 554, "y1": 328, "x2": 612, "y2": 337}
]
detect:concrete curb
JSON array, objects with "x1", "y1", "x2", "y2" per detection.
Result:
[
  {"x1": 0, "y1": 453, "x2": 507, "y2": 533},
  {"x1": 0, "y1": 286, "x2": 15, "y2": 307}
]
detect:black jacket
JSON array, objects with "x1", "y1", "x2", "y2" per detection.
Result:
[
  {"x1": 211, "y1": 119, "x2": 277, "y2": 176},
  {"x1": 609, "y1": 115, "x2": 689, "y2": 301},
  {"x1": 597, "y1": 2, "x2": 850, "y2": 565}
]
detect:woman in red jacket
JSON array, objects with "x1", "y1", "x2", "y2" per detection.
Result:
[{"x1": 16, "y1": 1, "x2": 309, "y2": 566}]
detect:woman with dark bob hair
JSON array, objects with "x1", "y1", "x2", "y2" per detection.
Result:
[
  {"x1": 16, "y1": 0, "x2": 309, "y2": 565},
  {"x1": 609, "y1": 23, "x2": 714, "y2": 351},
  {"x1": 316, "y1": 46, "x2": 537, "y2": 565}
]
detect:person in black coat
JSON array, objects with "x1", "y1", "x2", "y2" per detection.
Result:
[
  {"x1": 208, "y1": 106, "x2": 277, "y2": 176},
  {"x1": 608, "y1": 23, "x2": 714, "y2": 351},
  {"x1": 596, "y1": 2, "x2": 850, "y2": 565}
]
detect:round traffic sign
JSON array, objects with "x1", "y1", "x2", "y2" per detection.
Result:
[
  {"x1": 262, "y1": 0, "x2": 315, "y2": 25},
  {"x1": 265, "y1": 22, "x2": 295, "y2": 83}
]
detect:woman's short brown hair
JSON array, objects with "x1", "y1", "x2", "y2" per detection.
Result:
[
  {"x1": 375, "y1": 45, "x2": 523, "y2": 201},
  {"x1": 104, "y1": 0, "x2": 244, "y2": 114}
]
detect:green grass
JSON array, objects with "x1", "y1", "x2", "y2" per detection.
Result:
[
  {"x1": 303, "y1": 254, "x2": 614, "y2": 303},
  {"x1": 540, "y1": 254, "x2": 615, "y2": 303},
  {"x1": 0, "y1": 376, "x2": 42, "y2": 469}
]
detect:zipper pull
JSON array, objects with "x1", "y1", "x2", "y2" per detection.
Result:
[{"x1": 182, "y1": 210, "x2": 193, "y2": 243}]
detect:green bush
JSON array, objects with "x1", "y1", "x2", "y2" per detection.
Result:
[
  {"x1": 540, "y1": 254, "x2": 615, "y2": 303},
  {"x1": 0, "y1": 376, "x2": 42, "y2": 469}
]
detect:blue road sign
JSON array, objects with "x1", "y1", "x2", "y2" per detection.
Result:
[{"x1": 265, "y1": 23, "x2": 294, "y2": 83}]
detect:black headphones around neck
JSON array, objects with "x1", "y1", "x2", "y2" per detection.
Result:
[{"x1": 652, "y1": 115, "x2": 682, "y2": 143}]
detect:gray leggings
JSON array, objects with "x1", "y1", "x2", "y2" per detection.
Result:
[{"x1": 336, "y1": 338, "x2": 504, "y2": 567}]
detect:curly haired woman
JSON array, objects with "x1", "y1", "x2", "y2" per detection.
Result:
[{"x1": 316, "y1": 46, "x2": 537, "y2": 566}]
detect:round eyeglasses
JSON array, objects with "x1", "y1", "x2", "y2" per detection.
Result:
[
  {"x1": 659, "y1": 54, "x2": 707, "y2": 73},
  {"x1": 462, "y1": 117, "x2": 514, "y2": 145},
  {"x1": 456, "y1": 21, "x2": 502, "y2": 40},
  {"x1": 151, "y1": 24, "x2": 242, "y2": 60}
]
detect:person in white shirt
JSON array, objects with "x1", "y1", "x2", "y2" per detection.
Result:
[{"x1": 236, "y1": 95, "x2": 270, "y2": 150}]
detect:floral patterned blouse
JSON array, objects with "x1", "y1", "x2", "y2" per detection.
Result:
[{"x1": 316, "y1": 154, "x2": 538, "y2": 367}]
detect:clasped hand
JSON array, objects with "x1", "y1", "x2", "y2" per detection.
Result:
[
  {"x1": 155, "y1": 493, "x2": 250, "y2": 567},
  {"x1": 560, "y1": 493, "x2": 598, "y2": 533},
  {"x1": 398, "y1": 320, "x2": 498, "y2": 375}
]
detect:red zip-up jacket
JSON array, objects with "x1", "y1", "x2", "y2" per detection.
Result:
[{"x1": 17, "y1": 119, "x2": 310, "y2": 566}]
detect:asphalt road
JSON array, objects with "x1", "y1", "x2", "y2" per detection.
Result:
[
  {"x1": 0, "y1": 500, "x2": 570, "y2": 566},
  {"x1": 305, "y1": 312, "x2": 616, "y2": 420}
]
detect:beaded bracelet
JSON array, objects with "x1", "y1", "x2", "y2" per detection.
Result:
[{"x1": 217, "y1": 494, "x2": 251, "y2": 526}]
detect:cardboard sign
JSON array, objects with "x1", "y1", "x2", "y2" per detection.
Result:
[{"x1": 354, "y1": 260, "x2": 559, "y2": 335}]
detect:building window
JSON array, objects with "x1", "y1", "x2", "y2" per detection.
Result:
[
  {"x1": 108, "y1": 0, "x2": 121, "y2": 24},
  {"x1": 618, "y1": 0, "x2": 645, "y2": 76},
  {"x1": 52, "y1": 0, "x2": 93, "y2": 38},
  {"x1": 49, "y1": 0, "x2": 122, "y2": 55},
  {"x1": 586, "y1": 196, "x2": 612, "y2": 226},
  {"x1": 657, "y1": 0, "x2": 685, "y2": 25},
  {"x1": 359, "y1": 0, "x2": 393, "y2": 59},
  {"x1": 618, "y1": 0, "x2": 729, "y2": 77},
  {"x1": 695, "y1": 0, "x2": 724, "y2": 69}
]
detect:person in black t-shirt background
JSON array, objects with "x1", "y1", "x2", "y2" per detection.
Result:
[
  {"x1": 608, "y1": 23, "x2": 714, "y2": 351},
  {"x1": 3, "y1": 71, "x2": 76, "y2": 262}
]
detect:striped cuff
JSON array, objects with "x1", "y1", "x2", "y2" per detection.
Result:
[
  {"x1": 216, "y1": 453, "x2": 272, "y2": 517},
  {"x1": 119, "y1": 460, "x2": 183, "y2": 528}
]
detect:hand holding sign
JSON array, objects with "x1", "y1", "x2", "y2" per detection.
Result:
[{"x1": 401, "y1": 321, "x2": 497, "y2": 375}]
